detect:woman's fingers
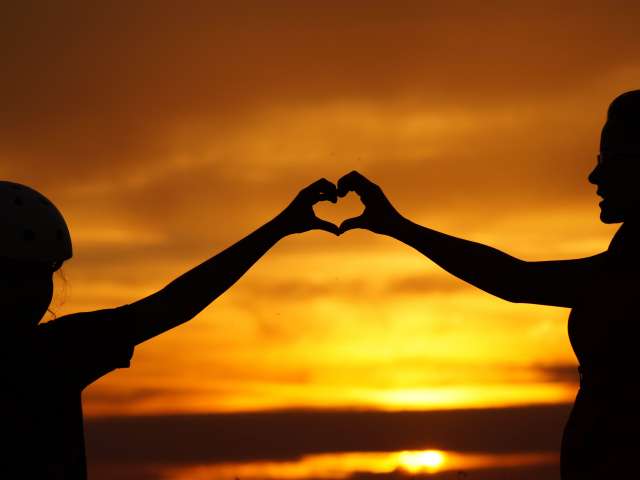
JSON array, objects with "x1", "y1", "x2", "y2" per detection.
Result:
[
  {"x1": 316, "y1": 191, "x2": 338, "y2": 204},
  {"x1": 303, "y1": 178, "x2": 338, "y2": 204},
  {"x1": 337, "y1": 171, "x2": 377, "y2": 199},
  {"x1": 338, "y1": 214, "x2": 369, "y2": 234},
  {"x1": 287, "y1": 178, "x2": 339, "y2": 235},
  {"x1": 312, "y1": 217, "x2": 340, "y2": 235}
]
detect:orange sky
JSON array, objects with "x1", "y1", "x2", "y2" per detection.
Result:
[{"x1": 2, "y1": 1, "x2": 639, "y2": 418}]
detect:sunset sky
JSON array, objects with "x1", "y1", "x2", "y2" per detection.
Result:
[{"x1": 3, "y1": 2, "x2": 639, "y2": 479}]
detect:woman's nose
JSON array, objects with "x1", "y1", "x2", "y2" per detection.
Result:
[{"x1": 588, "y1": 163, "x2": 602, "y2": 185}]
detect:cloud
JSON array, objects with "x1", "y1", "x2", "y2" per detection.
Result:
[
  {"x1": 89, "y1": 459, "x2": 563, "y2": 480},
  {"x1": 2, "y1": 1, "x2": 639, "y2": 186},
  {"x1": 232, "y1": 273, "x2": 468, "y2": 302},
  {"x1": 535, "y1": 364, "x2": 580, "y2": 384},
  {"x1": 84, "y1": 386, "x2": 216, "y2": 406},
  {"x1": 85, "y1": 404, "x2": 572, "y2": 465},
  {"x1": 4, "y1": 0, "x2": 632, "y2": 266},
  {"x1": 385, "y1": 275, "x2": 471, "y2": 296},
  {"x1": 347, "y1": 464, "x2": 560, "y2": 480}
]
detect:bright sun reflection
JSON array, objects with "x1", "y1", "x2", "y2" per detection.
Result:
[
  {"x1": 397, "y1": 450, "x2": 446, "y2": 473},
  {"x1": 161, "y1": 450, "x2": 559, "y2": 480}
]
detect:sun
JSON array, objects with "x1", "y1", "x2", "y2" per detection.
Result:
[{"x1": 397, "y1": 450, "x2": 446, "y2": 473}]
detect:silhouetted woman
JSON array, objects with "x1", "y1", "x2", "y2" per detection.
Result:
[
  {"x1": 0, "y1": 178, "x2": 339, "y2": 479},
  {"x1": 336, "y1": 90, "x2": 640, "y2": 479}
]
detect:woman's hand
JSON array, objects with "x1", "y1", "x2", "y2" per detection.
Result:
[
  {"x1": 272, "y1": 178, "x2": 340, "y2": 236},
  {"x1": 337, "y1": 171, "x2": 405, "y2": 236}
]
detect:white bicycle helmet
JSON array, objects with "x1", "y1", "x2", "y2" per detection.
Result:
[{"x1": 0, "y1": 181, "x2": 72, "y2": 264}]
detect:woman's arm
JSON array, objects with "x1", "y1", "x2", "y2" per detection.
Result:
[
  {"x1": 125, "y1": 178, "x2": 339, "y2": 345},
  {"x1": 336, "y1": 171, "x2": 605, "y2": 308}
]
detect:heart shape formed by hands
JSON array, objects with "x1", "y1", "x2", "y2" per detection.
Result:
[
  {"x1": 312, "y1": 191, "x2": 365, "y2": 229},
  {"x1": 283, "y1": 171, "x2": 398, "y2": 236}
]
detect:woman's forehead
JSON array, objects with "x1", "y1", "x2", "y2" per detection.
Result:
[{"x1": 600, "y1": 121, "x2": 640, "y2": 154}]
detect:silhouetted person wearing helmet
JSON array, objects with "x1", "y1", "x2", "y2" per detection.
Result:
[
  {"x1": 336, "y1": 91, "x2": 640, "y2": 479},
  {"x1": 0, "y1": 179, "x2": 339, "y2": 479}
]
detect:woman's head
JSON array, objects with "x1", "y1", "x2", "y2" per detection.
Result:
[
  {"x1": 0, "y1": 182, "x2": 72, "y2": 330},
  {"x1": 589, "y1": 90, "x2": 640, "y2": 223}
]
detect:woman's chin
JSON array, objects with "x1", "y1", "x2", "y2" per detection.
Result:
[{"x1": 599, "y1": 205, "x2": 625, "y2": 224}]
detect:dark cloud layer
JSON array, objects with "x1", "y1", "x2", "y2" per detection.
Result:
[
  {"x1": 85, "y1": 404, "x2": 572, "y2": 465},
  {"x1": 348, "y1": 464, "x2": 560, "y2": 480}
]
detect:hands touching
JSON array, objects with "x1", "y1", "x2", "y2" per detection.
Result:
[
  {"x1": 273, "y1": 178, "x2": 340, "y2": 236},
  {"x1": 274, "y1": 172, "x2": 404, "y2": 238},
  {"x1": 337, "y1": 171, "x2": 405, "y2": 236}
]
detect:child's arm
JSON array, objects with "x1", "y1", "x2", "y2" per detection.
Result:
[{"x1": 123, "y1": 178, "x2": 338, "y2": 345}]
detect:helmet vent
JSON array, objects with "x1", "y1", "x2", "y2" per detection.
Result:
[
  {"x1": 1, "y1": 181, "x2": 70, "y2": 261},
  {"x1": 23, "y1": 229, "x2": 36, "y2": 241}
]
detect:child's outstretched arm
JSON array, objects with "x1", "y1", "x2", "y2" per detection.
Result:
[{"x1": 124, "y1": 178, "x2": 338, "y2": 345}]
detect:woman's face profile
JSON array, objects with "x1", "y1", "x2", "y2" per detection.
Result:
[
  {"x1": 589, "y1": 123, "x2": 640, "y2": 224},
  {"x1": 1, "y1": 261, "x2": 54, "y2": 330}
]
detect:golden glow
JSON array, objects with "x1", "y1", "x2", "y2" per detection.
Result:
[
  {"x1": 397, "y1": 450, "x2": 446, "y2": 473},
  {"x1": 158, "y1": 450, "x2": 558, "y2": 480},
  {"x1": 82, "y1": 277, "x2": 579, "y2": 415}
]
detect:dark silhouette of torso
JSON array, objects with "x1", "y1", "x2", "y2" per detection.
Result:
[
  {"x1": 562, "y1": 224, "x2": 640, "y2": 479},
  {"x1": 2, "y1": 309, "x2": 135, "y2": 479}
]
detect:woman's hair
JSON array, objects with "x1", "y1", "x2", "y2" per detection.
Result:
[
  {"x1": 47, "y1": 265, "x2": 68, "y2": 320},
  {"x1": 608, "y1": 90, "x2": 640, "y2": 124},
  {"x1": 603, "y1": 90, "x2": 640, "y2": 152}
]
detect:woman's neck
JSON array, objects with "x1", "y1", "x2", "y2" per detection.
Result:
[{"x1": 609, "y1": 221, "x2": 640, "y2": 261}]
